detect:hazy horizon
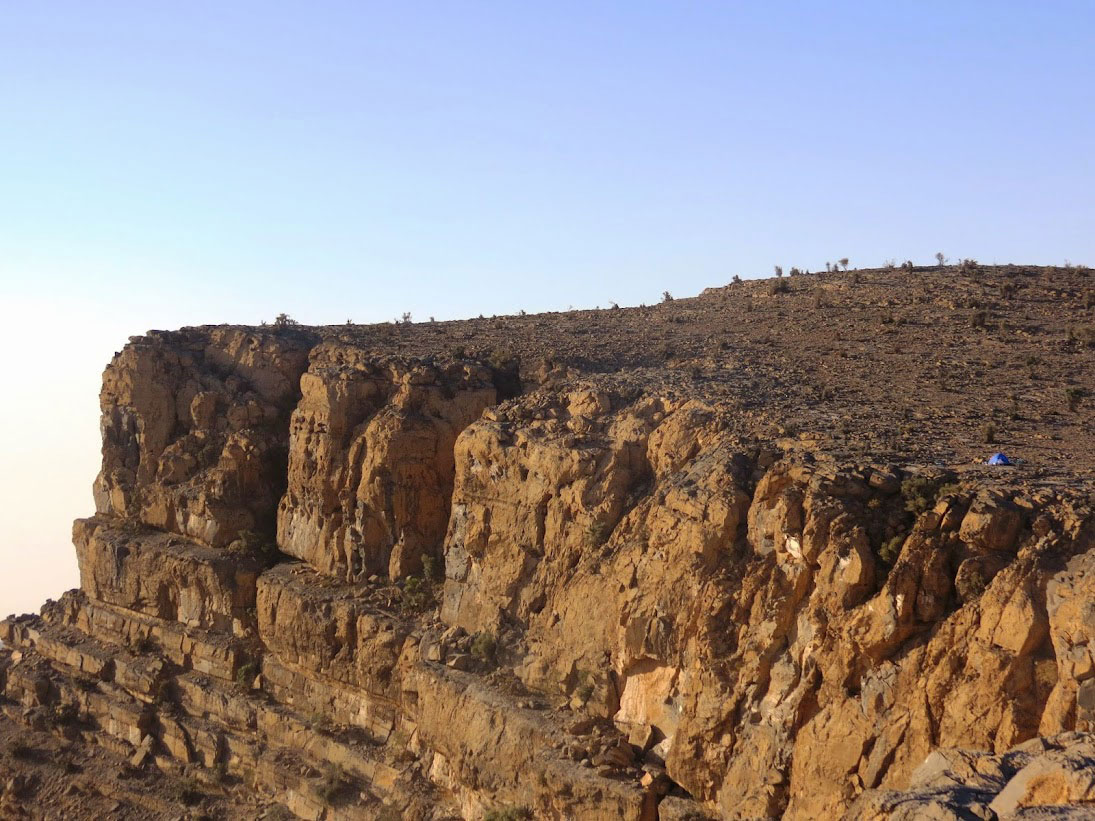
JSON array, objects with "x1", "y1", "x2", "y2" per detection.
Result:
[{"x1": 3, "y1": 2, "x2": 1094, "y2": 615}]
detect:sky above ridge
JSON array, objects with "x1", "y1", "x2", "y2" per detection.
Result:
[{"x1": 1, "y1": 1, "x2": 1093, "y2": 616}]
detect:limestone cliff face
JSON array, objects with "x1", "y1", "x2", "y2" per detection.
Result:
[
  {"x1": 3, "y1": 309, "x2": 1095, "y2": 820},
  {"x1": 277, "y1": 343, "x2": 497, "y2": 581},
  {"x1": 94, "y1": 327, "x2": 313, "y2": 547}
]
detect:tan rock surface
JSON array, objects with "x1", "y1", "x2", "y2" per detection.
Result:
[{"x1": 3, "y1": 265, "x2": 1095, "y2": 819}]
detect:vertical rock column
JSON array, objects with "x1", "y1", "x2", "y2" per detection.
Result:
[{"x1": 277, "y1": 346, "x2": 497, "y2": 580}]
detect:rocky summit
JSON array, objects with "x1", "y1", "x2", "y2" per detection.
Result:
[{"x1": 1, "y1": 263, "x2": 1094, "y2": 820}]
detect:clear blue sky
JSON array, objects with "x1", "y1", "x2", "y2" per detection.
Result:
[{"x1": 1, "y1": 1, "x2": 1093, "y2": 614}]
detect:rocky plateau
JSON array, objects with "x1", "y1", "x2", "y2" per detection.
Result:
[{"x1": 1, "y1": 263, "x2": 1094, "y2": 820}]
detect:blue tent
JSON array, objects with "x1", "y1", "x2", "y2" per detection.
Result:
[{"x1": 987, "y1": 452, "x2": 1012, "y2": 466}]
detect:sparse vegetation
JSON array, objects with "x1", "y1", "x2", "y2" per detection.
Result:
[
  {"x1": 769, "y1": 278, "x2": 790, "y2": 295},
  {"x1": 839, "y1": 257, "x2": 849, "y2": 271},
  {"x1": 273, "y1": 312, "x2": 299, "y2": 328},
  {"x1": 226, "y1": 530, "x2": 280, "y2": 565},
  {"x1": 421, "y1": 554, "x2": 441, "y2": 582},
  {"x1": 401, "y1": 575, "x2": 434, "y2": 613},
  {"x1": 937, "y1": 483, "x2": 961, "y2": 499},
  {"x1": 662, "y1": 290, "x2": 674, "y2": 303},
  {"x1": 587, "y1": 520, "x2": 609, "y2": 547},
  {"x1": 878, "y1": 534, "x2": 905, "y2": 565},
  {"x1": 901, "y1": 476, "x2": 950, "y2": 515},
  {"x1": 236, "y1": 661, "x2": 258, "y2": 689},
  {"x1": 982, "y1": 422, "x2": 997, "y2": 444},
  {"x1": 956, "y1": 565, "x2": 988, "y2": 601},
  {"x1": 314, "y1": 763, "x2": 348, "y2": 805},
  {"x1": 774, "y1": 265, "x2": 784, "y2": 277},
  {"x1": 169, "y1": 774, "x2": 204, "y2": 806},
  {"x1": 935, "y1": 252, "x2": 946, "y2": 266},
  {"x1": 470, "y1": 631, "x2": 497, "y2": 663},
  {"x1": 1067, "y1": 387, "x2": 1087, "y2": 412}
]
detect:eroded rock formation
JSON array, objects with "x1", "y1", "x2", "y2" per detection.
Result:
[{"x1": 3, "y1": 265, "x2": 1095, "y2": 819}]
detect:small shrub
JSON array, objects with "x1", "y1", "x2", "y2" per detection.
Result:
[
  {"x1": 236, "y1": 661, "x2": 258, "y2": 689},
  {"x1": 170, "y1": 774, "x2": 204, "y2": 806},
  {"x1": 134, "y1": 634, "x2": 156, "y2": 654},
  {"x1": 470, "y1": 631, "x2": 497, "y2": 663},
  {"x1": 902, "y1": 260, "x2": 914, "y2": 271},
  {"x1": 272, "y1": 312, "x2": 299, "y2": 328},
  {"x1": 901, "y1": 476, "x2": 948, "y2": 515},
  {"x1": 774, "y1": 265, "x2": 784, "y2": 277},
  {"x1": 878, "y1": 535, "x2": 905, "y2": 565},
  {"x1": 401, "y1": 575, "x2": 434, "y2": 613},
  {"x1": 731, "y1": 274, "x2": 742, "y2": 284},
  {"x1": 937, "y1": 482, "x2": 962, "y2": 499},
  {"x1": 982, "y1": 422, "x2": 997, "y2": 444},
  {"x1": 1067, "y1": 387, "x2": 1087, "y2": 412},
  {"x1": 838, "y1": 257, "x2": 849, "y2": 271},
  {"x1": 769, "y1": 279, "x2": 790, "y2": 295},
  {"x1": 935, "y1": 252, "x2": 946, "y2": 266},
  {"x1": 956, "y1": 565, "x2": 988, "y2": 601},
  {"x1": 314, "y1": 763, "x2": 348, "y2": 805},
  {"x1": 662, "y1": 290, "x2": 674, "y2": 303},
  {"x1": 587, "y1": 520, "x2": 609, "y2": 548},
  {"x1": 970, "y1": 310, "x2": 988, "y2": 329},
  {"x1": 420, "y1": 554, "x2": 441, "y2": 582}
]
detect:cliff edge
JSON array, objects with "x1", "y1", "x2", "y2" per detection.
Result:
[{"x1": 1, "y1": 263, "x2": 1094, "y2": 819}]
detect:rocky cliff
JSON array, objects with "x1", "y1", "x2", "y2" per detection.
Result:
[{"x1": 1, "y1": 264, "x2": 1094, "y2": 819}]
